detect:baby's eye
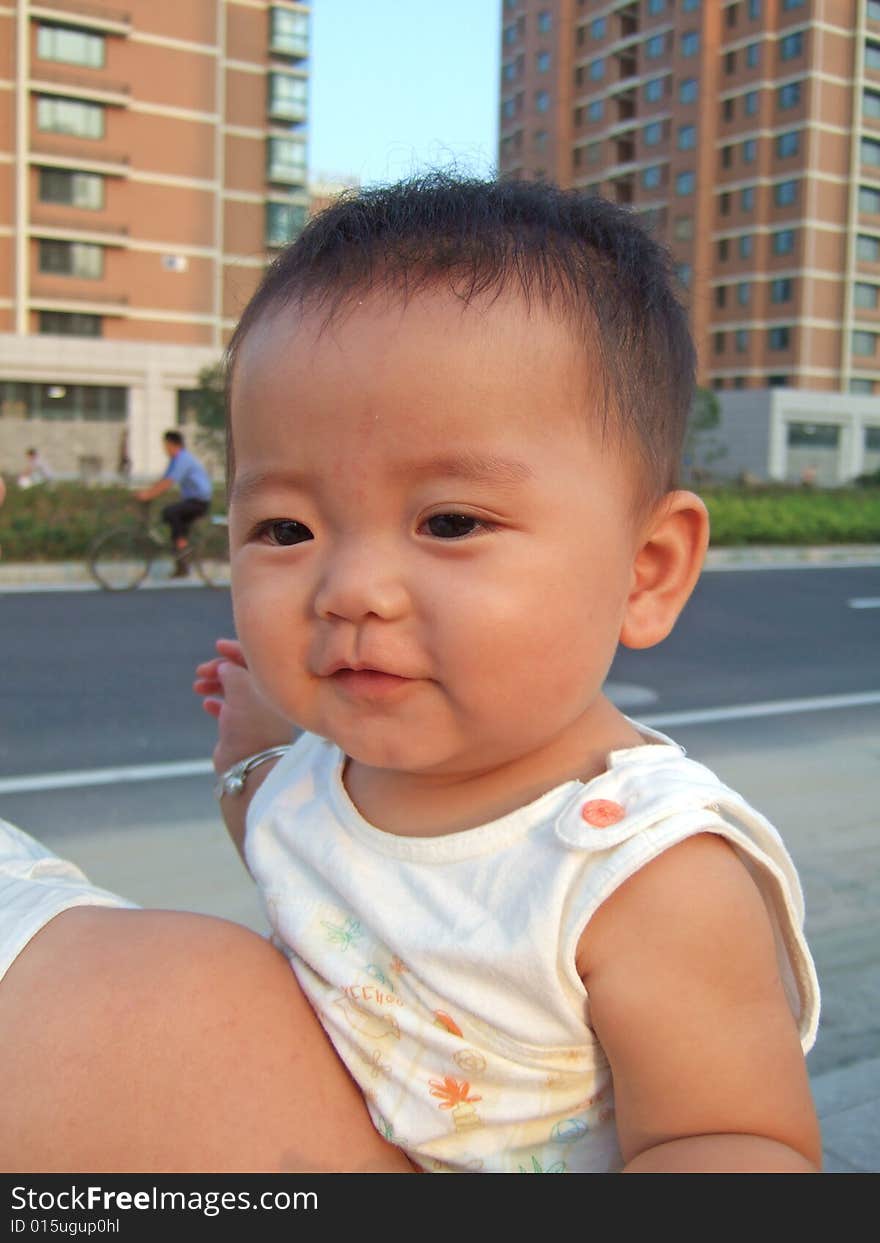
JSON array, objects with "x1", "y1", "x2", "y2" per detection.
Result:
[
  {"x1": 423, "y1": 513, "x2": 484, "y2": 540},
  {"x1": 257, "y1": 519, "x2": 313, "y2": 546}
]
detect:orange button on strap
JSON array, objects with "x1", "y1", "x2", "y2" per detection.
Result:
[{"x1": 580, "y1": 799, "x2": 626, "y2": 828}]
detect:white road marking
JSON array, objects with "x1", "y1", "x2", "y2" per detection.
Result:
[
  {"x1": 3, "y1": 689, "x2": 880, "y2": 795},
  {"x1": 848, "y1": 597, "x2": 880, "y2": 609}
]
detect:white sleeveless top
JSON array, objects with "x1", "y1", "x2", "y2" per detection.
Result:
[{"x1": 246, "y1": 724, "x2": 820, "y2": 1174}]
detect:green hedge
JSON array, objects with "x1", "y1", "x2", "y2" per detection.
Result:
[
  {"x1": 0, "y1": 479, "x2": 878, "y2": 560},
  {"x1": 0, "y1": 480, "x2": 227, "y2": 561}
]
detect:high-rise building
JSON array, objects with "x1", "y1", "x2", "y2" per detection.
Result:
[
  {"x1": 0, "y1": 0, "x2": 310, "y2": 479},
  {"x1": 498, "y1": 0, "x2": 880, "y2": 405}
]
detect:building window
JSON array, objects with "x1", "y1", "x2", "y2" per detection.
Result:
[
  {"x1": 859, "y1": 186, "x2": 880, "y2": 214},
  {"x1": 787, "y1": 422, "x2": 839, "y2": 448},
  {"x1": 739, "y1": 234, "x2": 754, "y2": 258},
  {"x1": 719, "y1": 238, "x2": 730, "y2": 260},
  {"x1": 265, "y1": 201, "x2": 307, "y2": 248},
  {"x1": 771, "y1": 277, "x2": 793, "y2": 302},
  {"x1": 537, "y1": 9, "x2": 552, "y2": 32},
  {"x1": 865, "y1": 89, "x2": 880, "y2": 119},
  {"x1": 781, "y1": 0, "x2": 805, "y2": 8},
  {"x1": 589, "y1": 58, "x2": 605, "y2": 80},
  {"x1": 855, "y1": 281, "x2": 880, "y2": 308},
  {"x1": 853, "y1": 330, "x2": 878, "y2": 356},
  {"x1": 674, "y1": 216, "x2": 694, "y2": 240},
  {"x1": 721, "y1": 145, "x2": 733, "y2": 168},
  {"x1": 744, "y1": 90, "x2": 759, "y2": 115},
  {"x1": 779, "y1": 32, "x2": 804, "y2": 61},
  {"x1": 869, "y1": 0, "x2": 880, "y2": 20},
  {"x1": 714, "y1": 331, "x2": 726, "y2": 354},
  {"x1": 862, "y1": 137, "x2": 880, "y2": 167},
  {"x1": 723, "y1": 98, "x2": 735, "y2": 121},
  {"x1": 648, "y1": 0, "x2": 667, "y2": 13},
  {"x1": 537, "y1": 50, "x2": 551, "y2": 72},
  {"x1": 738, "y1": 281, "x2": 751, "y2": 306},
  {"x1": 715, "y1": 284, "x2": 727, "y2": 307},
  {"x1": 502, "y1": 61, "x2": 517, "y2": 83},
  {"x1": 676, "y1": 263, "x2": 692, "y2": 287},
  {"x1": 38, "y1": 238, "x2": 103, "y2": 279},
  {"x1": 741, "y1": 185, "x2": 756, "y2": 211},
  {"x1": 590, "y1": 17, "x2": 606, "y2": 39},
  {"x1": 679, "y1": 78, "x2": 698, "y2": 104},
  {"x1": 749, "y1": 0, "x2": 762, "y2": 16},
  {"x1": 676, "y1": 171, "x2": 695, "y2": 195},
  {"x1": 38, "y1": 167, "x2": 104, "y2": 210},
  {"x1": 646, "y1": 35, "x2": 665, "y2": 59},
  {"x1": 767, "y1": 375, "x2": 789, "y2": 387},
  {"x1": 868, "y1": 41, "x2": 880, "y2": 70},
  {"x1": 720, "y1": 191, "x2": 731, "y2": 215},
  {"x1": 502, "y1": 97, "x2": 517, "y2": 120},
  {"x1": 776, "y1": 130, "x2": 800, "y2": 158},
  {"x1": 36, "y1": 96, "x2": 104, "y2": 140},
  {"x1": 266, "y1": 137, "x2": 306, "y2": 184},
  {"x1": 644, "y1": 121, "x2": 663, "y2": 145},
  {"x1": 534, "y1": 129, "x2": 549, "y2": 151},
  {"x1": 735, "y1": 328, "x2": 750, "y2": 351},
  {"x1": 0, "y1": 381, "x2": 125, "y2": 421},
  {"x1": 678, "y1": 123, "x2": 697, "y2": 150},
  {"x1": 857, "y1": 233, "x2": 880, "y2": 261},
  {"x1": 503, "y1": 22, "x2": 518, "y2": 47},
  {"x1": 774, "y1": 179, "x2": 798, "y2": 206},
  {"x1": 642, "y1": 164, "x2": 663, "y2": 189},
  {"x1": 38, "y1": 311, "x2": 101, "y2": 337},
  {"x1": 535, "y1": 89, "x2": 550, "y2": 111},
  {"x1": 725, "y1": 51, "x2": 737, "y2": 74},
  {"x1": 726, "y1": 3, "x2": 739, "y2": 27},
  {"x1": 586, "y1": 141, "x2": 601, "y2": 164},
  {"x1": 645, "y1": 77, "x2": 665, "y2": 102},
  {"x1": 270, "y1": 6, "x2": 308, "y2": 56},
  {"x1": 743, "y1": 138, "x2": 757, "y2": 163},
  {"x1": 850, "y1": 380, "x2": 875, "y2": 394},
  {"x1": 769, "y1": 326, "x2": 791, "y2": 349},
  {"x1": 682, "y1": 0, "x2": 701, "y2": 14},
  {"x1": 681, "y1": 31, "x2": 700, "y2": 57},
  {"x1": 37, "y1": 22, "x2": 105, "y2": 68},
  {"x1": 746, "y1": 42, "x2": 761, "y2": 68},
  {"x1": 773, "y1": 228, "x2": 796, "y2": 254},
  {"x1": 778, "y1": 81, "x2": 802, "y2": 109},
  {"x1": 268, "y1": 72, "x2": 307, "y2": 121},
  {"x1": 588, "y1": 99, "x2": 604, "y2": 122}
]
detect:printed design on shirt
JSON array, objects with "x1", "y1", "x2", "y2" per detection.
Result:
[
  {"x1": 428, "y1": 1076, "x2": 483, "y2": 1132},
  {"x1": 433, "y1": 1009, "x2": 463, "y2": 1037},
  {"x1": 390, "y1": 955, "x2": 408, "y2": 978},
  {"x1": 453, "y1": 1049, "x2": 487, "y2": 1074},
  {"x1": 365, "y1": 1048, "x2": 392, "y2": 1080},
  {"x1": 334, "y1": 992, "x2": 401, "y2": 1041},
  {"x1": 550, "y1": 1117, "x2": 589, "y2": 1143},
  {"x1": 518, "y1": 1156, "x2": 567, "y2": 1174},
  {"x1": 320, "y1": 915, "x2": 362, "y2": 951},
  {"x1": 375, "y1": 1114, "x2": 394, "y2": 1143}
]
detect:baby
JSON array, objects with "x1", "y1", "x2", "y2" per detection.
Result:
[{"x1": 197, "y1": 174, "x2": 821, "y2": 1173}]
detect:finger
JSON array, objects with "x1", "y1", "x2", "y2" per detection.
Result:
[
  {"x1": 201, "y1": 697, "x2": 223, "y2": 719},
  {"x1": 214, "y1": 638, "x2": 247, "y2": 668},
  {"x1": 193, "y1": 677, "x2": 222, "y2": 697}
]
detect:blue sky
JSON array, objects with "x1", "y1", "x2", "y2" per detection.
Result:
[{"x1": 308, "y1": 2, "x2": 501, "y2": 187}]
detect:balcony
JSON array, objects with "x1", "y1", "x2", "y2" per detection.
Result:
[
  {"x1": 270, "y1": 33, "x2": 308, "y2": 59},
  {"x1": 30, "y1": 0, "x2": 131, "y2": 36},
  {"x1": 268, "y1": 99, "x2": 307, "y2": 124}
]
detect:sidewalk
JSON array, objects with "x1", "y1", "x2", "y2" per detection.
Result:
[{"x1": 1, "y1": 544, "x2": 880, "y2": 590}]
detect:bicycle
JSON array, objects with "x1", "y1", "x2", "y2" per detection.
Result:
[{"x1": 88, "y1": 500, "x2": 230, "y2": 591}]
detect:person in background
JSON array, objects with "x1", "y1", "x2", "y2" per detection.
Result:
[
  {"x1": 135, "y1": 429, "x2": 212, "y2": 577},
  {"x1": 17, "y1": 447, "x2": 53, "y2": 489}
]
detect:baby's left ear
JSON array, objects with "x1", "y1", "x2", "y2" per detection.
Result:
[{"x1": 618, "y1": 491, "x2": 710, "y2": 650}]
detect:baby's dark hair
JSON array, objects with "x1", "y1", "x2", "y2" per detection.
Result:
[{"x1": 225, "y1": 172, "x2": 695, "y2": 509}]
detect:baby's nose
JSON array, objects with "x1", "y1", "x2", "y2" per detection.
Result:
[{"x1": 312, "y1": 543, "x2": 409, "y2": 623}]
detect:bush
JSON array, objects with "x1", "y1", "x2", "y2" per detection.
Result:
[
  {"x1": 0, "y1": 479, "x2": 227, "y2": 561},
  {"x1": 701, "y1": 485, "x2": 880, "y2": 545}
]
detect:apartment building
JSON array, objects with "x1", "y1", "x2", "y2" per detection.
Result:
[
  {"x1": 498, "y1": 0, "x2": 880, "y2": 482},
  {"x1": 0, "y1": 0, "x2": 310, "y2": 479}
]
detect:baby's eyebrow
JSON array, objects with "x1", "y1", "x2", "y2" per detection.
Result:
[{"x1": 395, "y1": 452, "x2": 535, "y2": 488}]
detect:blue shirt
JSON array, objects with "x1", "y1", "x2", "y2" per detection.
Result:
[{"x1": 163, "y1": 449, "x2": 212, "y2": 502}]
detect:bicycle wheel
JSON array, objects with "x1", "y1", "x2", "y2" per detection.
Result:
[
  {"x1": 193, "y1": 516, "x2": 230, "y2": 588},
  {"x1": 88, "y1": 527, "x2": 153, "y2": 591}
]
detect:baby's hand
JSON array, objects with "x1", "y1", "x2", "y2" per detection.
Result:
[{"x1": 194, "y1": 638, "x2": 293, "y2": 775}]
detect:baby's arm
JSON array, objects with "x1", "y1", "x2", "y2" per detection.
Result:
[
  {"x1": 193, "y1": 638, "x2": 294, "y2": 859},
  {"x1": 578, "y1": 833, "x2": 822, "y2": 1173}
]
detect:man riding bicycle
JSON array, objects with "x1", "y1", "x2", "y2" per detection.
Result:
[{"x1": 136, "y1": 430, "x2": 213, "y2": 578}]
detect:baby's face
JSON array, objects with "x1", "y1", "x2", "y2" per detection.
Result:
[{"x1": 228, "y1": 288, "x2": 647, "y2": 779}]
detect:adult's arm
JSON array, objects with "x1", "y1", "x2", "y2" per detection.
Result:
[{"x1": 0, "y1": 905, "x2": 414, "y2": 1173}]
